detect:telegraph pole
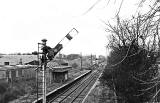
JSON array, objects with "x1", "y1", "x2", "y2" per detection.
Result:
[
  {"x1": 36, "y1": 43, "x2": 40, "y2": 101},
  {"x1": 80, "y1": 52, "x2": 82, "y2": 70},
  {"x1": 91, "y1": 54, "x2": 93, "y2": 66},
  {"x1": 41, "y1": 39, "x2": 47, "y2": 103}
]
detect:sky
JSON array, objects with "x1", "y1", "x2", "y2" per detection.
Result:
[{"x1": 0, "y1": 0, "x2": 152, "y2": 56}]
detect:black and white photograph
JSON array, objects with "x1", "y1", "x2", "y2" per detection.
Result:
[{"x1": 0, "y1": 0, "x2": 160, "y2": 103}]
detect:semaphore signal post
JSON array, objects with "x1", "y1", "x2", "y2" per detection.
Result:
[{"x1": 33, "y1": 28, "x2": 79, "y2": 103}]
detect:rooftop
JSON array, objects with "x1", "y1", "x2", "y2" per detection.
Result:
[
  {"x1": 0, "y1": 65, "x2": 36, "y2": 71},
  {"x1": 0, "y1": 55, "x2": 37, "y2": 65},
  {"x1": 50, "y1": 66, "x2": 72, "y2": 72}
]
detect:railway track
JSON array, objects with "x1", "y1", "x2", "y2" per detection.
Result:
[
  {"x1": 33, "y1": 69, "x2": 100, "y2": 103},
  {"x1": 49, "y1": 70, "x2": 100, "y2": 103}
]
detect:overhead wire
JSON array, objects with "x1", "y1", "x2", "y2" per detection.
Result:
[
  {"x1": 82, "y1": 0, "x2": 103, "y2": 15},
  {"x1": 115, "y1": 0, "x2": 124, "y2": 17}
]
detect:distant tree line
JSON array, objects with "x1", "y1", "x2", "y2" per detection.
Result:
[
  {"x1": 8, "y1": 53, "x2": 32, "y2": 55},
  {"x1": 66, "y1": 54, "x2": 81, "y2": 60}
]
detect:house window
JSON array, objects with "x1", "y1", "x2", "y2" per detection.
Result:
[{"x1": 4, "y1": 62, "x2": 9, "y2": 65}]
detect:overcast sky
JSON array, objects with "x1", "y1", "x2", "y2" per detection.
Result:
[{"x1": 0, "y1": 0, "x2": 152, "y2": 56}]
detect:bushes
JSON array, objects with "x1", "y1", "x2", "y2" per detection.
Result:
[
  {"x1": 0, "y1": 82, "x2": 9, "y2": 95},
  {"x1": 100, "y1": 43, "x2": 159, "y2": 103},
  {"x1": 100, "y1": 6, "x2": 160, "y2": 101},
  {"x1": 0, "y1": 77, "x2": 37, "y2": 103},
  {"x1": 0, "y1": 86, "x2": 25, "y2": 103},
  {"x1": 67, "y1": 54, "x2": 80, "y2": 60}
]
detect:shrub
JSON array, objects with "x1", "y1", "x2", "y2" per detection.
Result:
[
  {"x1": 100, "y1": 43, "x2": 159, "y2": 102},
  {"x1": 0, "y1": 82, "x2": 9, "y2": 95},
  {"x1": 100, "y1": 12, "x2": 160, "y2": 102},
  {"x1": 67, "y1": 54, "x2": 80, "y2": 60}
]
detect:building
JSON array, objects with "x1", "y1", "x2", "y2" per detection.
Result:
[
  {"x1": 0, "y1": 65, "x2": 36, "y2": 83},
  {"x1": 0, "y1": 67, "x2": 9, "y2": 82},
  {"x1": 0, "y1": 55, "x2": 37, "y2": 66},
  {"x1": 49, "y1": 66, "x2": 72, "y2": 83},
  {"x1": 16, "y1": 65, "x2": 36, "y2": 79},
  {"x1": 0, "y1": 65, "x2": 17, "y2": 82}
]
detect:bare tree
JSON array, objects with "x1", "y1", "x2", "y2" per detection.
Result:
[{"x1": 100, "y1": 2, "x2": 160, "y2": 102}]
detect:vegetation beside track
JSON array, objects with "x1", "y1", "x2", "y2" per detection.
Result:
[{"x1": 100, "y1": 3, "x2": 160, "y2": 102}]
